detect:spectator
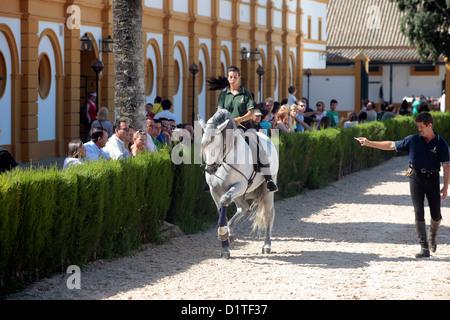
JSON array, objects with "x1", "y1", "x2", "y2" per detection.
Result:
[
  {"x1": 264, "y1": 97, "x2": 277, "y2": 129},
  {"x1": 439, "y1": 90, "x2": 445, "y2": 112},
  {"x1": 251, "y1": 108, "x2": 264, "y2": 132},
  {"x1": 0, "y1": 128, "x2": 19, "y2": 173},
  {"x1": 300, "y1": 98, "x2": 316, "y2": 127},
  {"x1": 181, "y1": 123, "x2": 194, "y2": 142},
  {"x1": 429, "y1": 97, "x2": 439, "y2": 111},
  {"x1": 295, "y1": 101, "x2": 312, "y2": 132},
  {"x1": 125, "y1": 125, "x2": 135, "y2": 153},
  {"x1": 152, "y1": 96, "x2": 163, "y2": 115},
  {"x1": 90, "y1": 107, "x2": 113, "y2": 138},
  {"x1": 318, "y1": 116, "x2": 331, "y2": 130},
  {"x1": 153, "y1": 99, "x2": 177, "y2": 124},
  {"x1": 158, "y1": 118, "x2": 170, "y2": 146},
  {"x1": 145, "y1": 103, "x2": 153, "y2": 118},
  {"x1": 63, "y1": 140, "x2": 86, "y2": 169},
  {"x1": 412, "y1": 95, "x2": 421, "y2": 114},
  {"x1": 149, "y1": 119, "x2": 164, "y2": 151},
  {"x1": 418, "y1": 99, "x2": 430, "y2": 113},
  {"x1": 314, "y1": 101, "x2": 327, "y2": 129},
  {"x1": 130, "y1": 130, "x2": 147, "y2": 156},
  {"x1": 103, "y1": 120, "x2": 131, "y2": 160},
  {"x1": 365, "y1": 101, "x2": 377, "y2": 122},
  {"x1": 398, "y1": 99, "x2": 411, "y2": 116},
  {"x1": 326, "y1": 99, "x2": 342, "y2": 127},
  {"x1": 381, "y1": 104, "x2": 397, "y2": 120},
  {"x1": 289, "y1": 104, "x2": 299, "y2": 132},
  {"x1": 360, "y1": 99, "x2": 368, "y2": 113},
  {"x1": 84, "y1": 127, "x2": 110, "y2": 161},
  {"x1": 377, "y1": 101, "x2": 389, "y2": 121},
  {"x1": 358, "y1": 111, "x2": 367, "y2": 123},
  {"x1": 168, "y1": 119, "x2": 177, "y2": 139},
  {"x1": 145, "y1": 117, "x2": 158, "y2": 152},
  {"x1": 343, "y1": 112, "x2": 358, "y2": 128},
  {"x1": 160, "y1": 118, "x2": 178, "y2": 146},
  {"x1": 86, "y1": 92, "x2": 98, "y2": 124},
  {"x1": 274, "y1": 107, "x2": 291, "y2": 133},
  {"x1": 287, "y1": 86, "x2": 300, "y2": 106},
  {"x1": 258, "y1": 107, "x2": 271, "y2": 136}
]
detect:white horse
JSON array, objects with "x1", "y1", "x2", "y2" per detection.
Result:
[{"x1": 198, "y1": 109, "x2": 279, "y2": 259}]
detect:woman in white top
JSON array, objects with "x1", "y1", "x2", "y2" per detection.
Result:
[
  {"x1": 343, "y1": 111, "x2": 359, "y2": 128},
  {"x1": 63, "y1": 140, "x2": 86, "y2": 169}
]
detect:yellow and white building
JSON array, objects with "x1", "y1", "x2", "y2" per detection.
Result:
[{"x1": 0, "y1": 0, "x2": 328, "y2": 162}]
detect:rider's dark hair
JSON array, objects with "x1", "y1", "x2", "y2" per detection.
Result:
[{"x1": 207, "y1": 66, "x2": 242, "y2": 91}]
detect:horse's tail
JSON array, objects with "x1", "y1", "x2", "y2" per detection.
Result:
[{"x1": 248, "y1": 184, "x2": 275, "y2": 236}]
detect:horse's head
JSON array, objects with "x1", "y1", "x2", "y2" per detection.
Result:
[{"x1": 198, "y1": 110, "x2": 236, "y2": 166}]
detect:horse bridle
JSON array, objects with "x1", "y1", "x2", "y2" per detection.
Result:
[{"x1": 202, "y1": 126, "x2": 256, "y2": 189}]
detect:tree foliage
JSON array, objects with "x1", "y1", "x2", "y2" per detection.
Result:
[{"x1": 390, "y1": 0, "x2": 450, "y2": 63}]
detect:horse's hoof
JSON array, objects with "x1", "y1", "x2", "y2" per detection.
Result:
[
  {"x1": 217, "y1": 226, "x2": 229, "y2": 241},
  {"x1": 262, "y1": 247, "x2": 271, "y2": 254},
  {"x1": 229, "y1": 235, "x2": 235, "y2": 244},
  {"x1": 220, "y1": 251, "x2": 231, "y2": 259}
]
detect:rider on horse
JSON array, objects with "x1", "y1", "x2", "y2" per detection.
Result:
[{"x1": 205, "y1": 65, "x2": 278, "y2": 193}]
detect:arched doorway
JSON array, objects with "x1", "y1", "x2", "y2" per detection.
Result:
[{"x1": 79, "y1": 36, "x2": 100, "y2": 142}]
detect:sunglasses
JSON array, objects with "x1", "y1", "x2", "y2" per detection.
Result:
[{"x1": 162, "y1": 124, "x2": 177, "y2": 130}]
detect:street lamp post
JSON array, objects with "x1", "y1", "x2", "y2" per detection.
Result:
[
  {"x1": 189, "y1": 62, "x2": 200, "y2": 126},
  {"x1": 305, "y1": 68, "x2": 312, "y2": 102},
  {"x1": 256, "y1": 65, "x2": 265, "y2": 103},
  {"x1": 91, "y1": 59, "x2": 104, "y2": 108}
]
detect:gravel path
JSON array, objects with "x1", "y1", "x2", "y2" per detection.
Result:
[{"x1": 8, "y1": 155, "x2": 450, "y2": 300}]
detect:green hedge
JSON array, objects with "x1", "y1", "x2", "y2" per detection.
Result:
[{"x1": 1, "y1": 112, "x2": 448, "y2": 295}]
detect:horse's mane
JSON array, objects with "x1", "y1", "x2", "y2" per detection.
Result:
[{"x1": 210, "y1": 109, "x2": 237, "y2": 130}]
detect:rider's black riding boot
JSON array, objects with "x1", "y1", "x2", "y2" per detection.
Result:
[
  {"x1": 264, "y1": 175, "x2": 278, "y2": 193},
  {"x1": 428, "y1": 218, "x2": 441, "y2": 253},
  {"x1": 415, "y1": 220, "x2": 430, "y2": 258}
]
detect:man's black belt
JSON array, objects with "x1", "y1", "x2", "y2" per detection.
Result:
[{"x1": 410, "y1": 165, "x2": 440, "y2": 174}]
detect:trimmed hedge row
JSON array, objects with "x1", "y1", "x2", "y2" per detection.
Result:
[
  {"x1": 1, "y1": 112, "x2": 448, "y2": 294},
  {"x1": 0, "y1": 151, "x2": 175, "y2": 292}
]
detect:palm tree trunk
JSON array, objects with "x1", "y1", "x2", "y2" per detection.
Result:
[{"x1": 112, "y1": 0, "x2": 145, "y2": 130}]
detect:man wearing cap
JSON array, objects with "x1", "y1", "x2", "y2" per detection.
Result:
[
  {"x1": 86, "y1": 92, "x2": 98, "y2": 124},
  {"x1": 358, "y1": 112, "x2": 450, "y2": 258}
]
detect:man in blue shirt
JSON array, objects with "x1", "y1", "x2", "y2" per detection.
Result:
[
  {"x1": 84, "y1": 127, "x2": 110, "y2": 161},
  {"x1": 358, "y1": 112, "x2": 450, "y2": 258}
]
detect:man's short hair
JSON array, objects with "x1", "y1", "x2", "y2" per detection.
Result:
[
  {"x1": 91, "y1": 127, "x2": 107, "y2": 142},
  {"x1": 161, "y1": 99, "x2": 172, "y2": 110},
  {"x1": 367, "y1": 101, "x2": 375, "y2": 109},
  {"x1": 113, "y1": 120, "x2": 128, "y2": 131},
  {"x1": 288, "y1": 86, "x2": 296, "y2": 94},
  {"x1": 330, "y1": 99, "x2": 338, "y2": 105},
  {"x1": 415, "y1": 112, "x2": 433, "y2": 126}
]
